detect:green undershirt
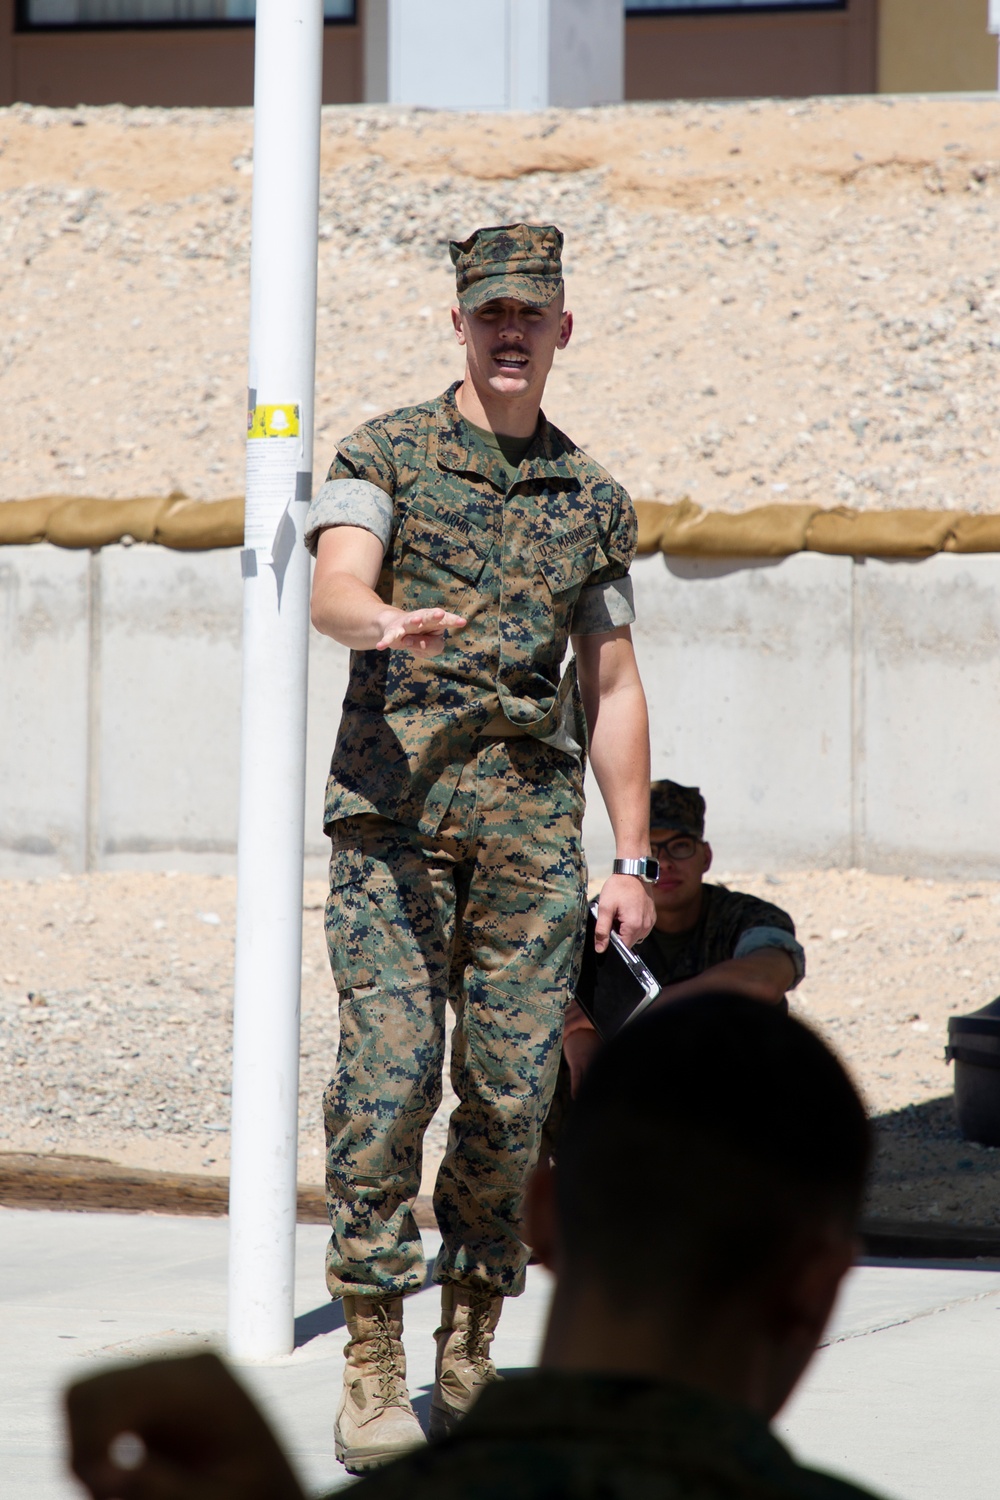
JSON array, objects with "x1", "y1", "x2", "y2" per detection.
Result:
[{"x1": 465, "y1": 418, "x2": 536, "y2": 487}]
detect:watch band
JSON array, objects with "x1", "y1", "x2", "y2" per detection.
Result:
[{"x1": 612, "y1": 856, "x2": 660, "y2": 883}]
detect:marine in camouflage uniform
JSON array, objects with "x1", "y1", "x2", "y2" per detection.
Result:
[
  {"x1": 306, "y1": 223, "x2": 655, "y2": 1470},
  {"x1": 636, "y1": 778, "x2": 805, "y2": 991},
  {"x1": 551, "y1": 779, "x2": 806, "y2": 1141}
]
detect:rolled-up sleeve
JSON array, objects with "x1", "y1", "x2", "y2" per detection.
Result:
[
  {"x1": 304, "y1": 477, "x2": 394, "y2": 557},
  {"x1": 570, "y1": 574, "x2": 636, "y2": 635},
  {"x1": 304, "y1": 420, "x2": 397, "y2": 556},
  {"x1": 733, "y1": 926, "x2": 806, "y2": 987},
  {"x1": 572, "y1": 480, "x2": 638, "y2": 635}
]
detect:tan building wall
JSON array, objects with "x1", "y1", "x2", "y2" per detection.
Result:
[
  {"x1": 0, "y1": 0, "x2": 363, "y2": 108},
  {"x1": 2, "y1": 0, "x2": 880, "y2": 109},
  {"x1": 0, "y1": 2, "x2": 997, "y2": 117},
  {"x1": 626, "y1": 1, "x2": 877, "y2": 103},
  {"x1": 879, "y1": 0, "x2": 998, "y2": 92}
]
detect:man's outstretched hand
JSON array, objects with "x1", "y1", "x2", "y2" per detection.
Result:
[
  {"x1": 593, "y1": 872, "x2": 656, "y2": 954},
  {"x1": 376, "y1": 606, "x2": 467, "y2": 656},
  {"x1": 65, "y1": 1353, "x2": 305, "y2": 1500}
]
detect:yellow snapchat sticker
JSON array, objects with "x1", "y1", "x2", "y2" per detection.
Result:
[{"x1": 247, "y1": 404, "x2": 301, "y2": 439}]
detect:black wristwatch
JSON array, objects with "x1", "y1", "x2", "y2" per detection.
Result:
[{"x1": 612, "y1": 857, "x2": 660, "y2": 883}]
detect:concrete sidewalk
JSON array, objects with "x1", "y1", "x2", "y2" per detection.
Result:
[{"x1": 5, "y1": 1205, "x2": 1000, "y2": 1500}]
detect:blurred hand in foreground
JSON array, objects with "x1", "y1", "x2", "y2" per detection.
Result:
[{"x1": 65, "y1": 1352, "x2": 305, "y2": 1500}]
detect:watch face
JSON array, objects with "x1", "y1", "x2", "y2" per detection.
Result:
[{"x1": 614, "y1": 858, "x2": 659, "y2": 882}]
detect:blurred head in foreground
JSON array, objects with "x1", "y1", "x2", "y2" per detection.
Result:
[
  {"x1": 527, "y1": 993, "x2": 871, "y2": 1419},
  {"x1": 64, "y1": 997, "x2": 872, "y2": 1500}
]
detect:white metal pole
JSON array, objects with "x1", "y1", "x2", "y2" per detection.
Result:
[{"x1": 228, "y1": 0, "x2": 323, "y2": 1362}]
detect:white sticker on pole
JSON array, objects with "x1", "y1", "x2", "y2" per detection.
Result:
[{"x1": 244, "y1": 403, "x2": 302, "y2": 552}]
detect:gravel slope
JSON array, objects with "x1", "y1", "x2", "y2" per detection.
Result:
[{"x1": 2, "y1": 95, "x2": 1000, "y2": 514}]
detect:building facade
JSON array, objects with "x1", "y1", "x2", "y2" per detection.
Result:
[{"x1": 0, "y1": 0, "x2": 996, "y2": 109}]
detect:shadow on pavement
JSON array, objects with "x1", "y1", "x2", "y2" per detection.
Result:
[
  {"x1": 863, "y1": 1092, "x2": 1000, "y2": 1253},
  {"x1": 412, "y1": 1386, "x2": 432, "y2": 1432},
  {"x1": 411, "y1": 1370, "x2": 534, "y2": 1435},
  {"x1": 295, "y1": 1300, "x2": 346, "y2": 1347}
]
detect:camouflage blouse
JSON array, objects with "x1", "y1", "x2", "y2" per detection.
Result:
[
  {"x1": 347, "y1": 1370, "x2": 886, "y2": 1500},
  {"x1": 305, "y1": 384, "x2": 637, "y2": 836}
]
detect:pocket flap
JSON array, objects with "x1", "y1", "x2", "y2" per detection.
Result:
[
  {"x1": 399, "y1": 508, "x2": 490, "y2": 583},
  {"x1": 532, "y1": 538, "x2": 598, "y2": 595}
]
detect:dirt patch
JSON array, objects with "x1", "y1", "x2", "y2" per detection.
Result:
[
  {"x1": 0, "y1": 871, "x2": 457, "y2": 1197},
  {"x1": 3, "y1": 95, "x2": 1000, "y2": 1229},
  {"x1": 2, "y1": 868, "x2": 999, "y2": 1226}
]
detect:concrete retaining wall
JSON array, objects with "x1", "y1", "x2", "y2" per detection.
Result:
[{"x1": 2, "y1": 544, "x2": 998, "y2": 880}]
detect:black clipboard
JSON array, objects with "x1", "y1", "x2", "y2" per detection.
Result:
[{"x1": 574, "y1": 900, "x2": 662, "y2": 1042}]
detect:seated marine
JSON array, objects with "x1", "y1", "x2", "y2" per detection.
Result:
[{"x1": 560, "y1": 778, "x2": 806, "y2": 1093}]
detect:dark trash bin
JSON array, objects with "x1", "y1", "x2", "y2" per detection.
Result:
[{"x1": 946, "y1": 996, "x2": 1000, "y2": 1147}]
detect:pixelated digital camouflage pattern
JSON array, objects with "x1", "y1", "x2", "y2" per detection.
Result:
[
  {"x1": 344, "y1": 1371, "x2": 888, "y2": 1500},
  {"x1": 638, "y1": 884, "x2": 800, "y2": 989},
  {"x1": 649, "y1": 779, "x2": 706, "y2": 839},
  {"x1": 450, "y1": 222, "x2": 564, "y2": 312},
  {"x1": 322, "y1": 381, "x2": 636, "y2": 837},
  {"x1": 323, "y1": 737, "x2": 586, "y2": 1301}
]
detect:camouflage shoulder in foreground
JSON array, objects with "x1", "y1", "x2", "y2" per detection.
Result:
[{"x1": 343, "y1": 1371, "x2": 889, "y2": 1500}]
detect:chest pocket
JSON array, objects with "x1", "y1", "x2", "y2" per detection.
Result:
[
  {"x1": 397, "y1": 507, "x2": 491, "y2": 586},
  {"x1": 531, "y1": 534, "x2": 603, "y2": 596}
]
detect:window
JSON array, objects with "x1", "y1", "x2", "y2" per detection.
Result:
[
  {"x1": 626, "y1": 1, "x2": 844, "y2": 12},
  {"x1": 20, "y1": 1, "x2": 355, "y2": 27}
]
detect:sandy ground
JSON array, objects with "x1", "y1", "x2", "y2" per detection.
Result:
[
  {"x1": 2, "y1": 95, "x2": 1000, "y2": 514},
  {"x1": 2, "y1": 869, "x2": 1000, "y2": 1226},
  {"x1": 3, "y1": 97, "x2": 1000, "y2": 1226}
]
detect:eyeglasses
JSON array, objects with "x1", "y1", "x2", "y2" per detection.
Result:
[{"x1": 651, "y1": 835, "x2": 701, "y2": 863}]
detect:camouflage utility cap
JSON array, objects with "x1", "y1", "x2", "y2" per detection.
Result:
[
  {"x1": 650, "y1": 780, "x2": 706, "y2": 839},
  {"x1": 451, "y1": 223, "x2": 564, "y2": 312}
]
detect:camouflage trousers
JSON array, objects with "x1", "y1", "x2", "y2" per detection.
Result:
[{"x1": 323, "y1": 736, "x2": 587, "y2": 1300}]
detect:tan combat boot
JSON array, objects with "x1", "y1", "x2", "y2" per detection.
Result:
[
  {"x1": 334, "y1": 1294, "x2": 425, "y2": 1474},
  {"x1": 429, "y1": 1284, "x2": 503, "y2": 1439}
]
